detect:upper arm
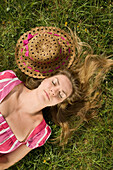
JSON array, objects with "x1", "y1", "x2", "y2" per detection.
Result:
[{"x1": 0, "y1": 144, "x2": 32, "y2": 169}]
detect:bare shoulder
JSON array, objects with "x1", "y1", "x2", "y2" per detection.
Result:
[
  {"x1": 0, "y1": 83, "x2": 23, "y2": 118},
  {"x1": 33, "y1": 110, "x2": 44, "y2": 126}
]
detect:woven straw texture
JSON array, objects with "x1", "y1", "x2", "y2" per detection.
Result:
[{"x1": 15, "y1": 27, "x2": 75, "y2": 78}]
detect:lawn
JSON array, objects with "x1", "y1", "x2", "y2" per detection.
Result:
[{"x1": 0, "y1": 0, "x2": 113, "y2": 169}]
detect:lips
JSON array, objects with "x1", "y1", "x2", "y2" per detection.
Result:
[{"x1": 44, "y1": 90, "x2": 50, "y2": 100}]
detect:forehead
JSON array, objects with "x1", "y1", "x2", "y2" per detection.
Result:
[{"x1": 51, "y1": 74, "x2": 73, "y2": 96}]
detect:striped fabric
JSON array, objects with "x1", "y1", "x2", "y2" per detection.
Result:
[{"x1": 0, "y1": 70, "x2": 51, "y2": 155}]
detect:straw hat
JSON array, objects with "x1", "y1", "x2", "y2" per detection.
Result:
[{"x1": 15, "y1": 26, "x2": 75, "y2": 78}]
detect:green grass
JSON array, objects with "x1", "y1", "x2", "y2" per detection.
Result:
[{"x1": 0, "y1": 0, "x2": 113, "y2": 169}]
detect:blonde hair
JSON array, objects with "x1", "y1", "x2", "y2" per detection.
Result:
[{"x1": 25, "y1": 29, "x2": 113, "y2": 145}]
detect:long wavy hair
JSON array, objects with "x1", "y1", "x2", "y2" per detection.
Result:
[{"x1": 25, "y1": 29, "x2": 113, "y2": 145}]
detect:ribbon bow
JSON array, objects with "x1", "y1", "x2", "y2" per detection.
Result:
[
  {"x1": 22, "y1": 33, "x2": 38, "y2": 57},
  {"x1": 23, "y1": 34, "x2": 34, "y2": 46}
]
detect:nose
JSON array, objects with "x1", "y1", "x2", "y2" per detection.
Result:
[{"x1": 50, "y1": 87, "x2": 59, "y2": 96}]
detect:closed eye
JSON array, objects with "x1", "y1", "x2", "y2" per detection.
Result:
[
  {"x1": 59, "y1": 91, "x2": 66, "y2": 99},
  {"x1": 59, "y1": 93, "x2": 63, "y2": 98},
  {"x1": 52, "y1": 80, "x2": 56, "y2": 86},
  {"x1": 52, "y1": 78, "x2": 58, "y2": 86}
]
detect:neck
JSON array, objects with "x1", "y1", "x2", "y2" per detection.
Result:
[{"x1": 17, "y1": 85, "x2": 45, "y2": 115}]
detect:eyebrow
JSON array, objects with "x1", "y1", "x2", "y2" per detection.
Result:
[{"x1": 56, "y1": 77, "x2": 67, "y2": 97}]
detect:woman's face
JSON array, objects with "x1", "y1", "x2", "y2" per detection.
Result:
[{"x1": 38, "y1": 74, "x2": 73, "y2": 107}]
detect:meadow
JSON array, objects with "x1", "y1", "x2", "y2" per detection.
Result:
[{"x1": 0, "y1": 0, "x2": 113, "y2": 169}]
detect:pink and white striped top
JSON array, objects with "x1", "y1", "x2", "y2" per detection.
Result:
[{"x1": 0, "y1": 70, "x2": 51, "y2": 155}]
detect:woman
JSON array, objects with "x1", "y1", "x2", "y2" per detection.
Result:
[
  {"x1": 0, "y1": 26, "x2": 76, "y2": 169},
  {"x1": 0, "y1": 26, "x2": 113, "y2": 169},
  {"x1": 0, "y1": 69, "x2": 74, "y2": 169}
]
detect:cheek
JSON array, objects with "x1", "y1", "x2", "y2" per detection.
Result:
[
  {"x1": 55, "y1": 98, "x2": 64, "y2": 105},
  {"x1": 49, "y1": 97, "x2": 64, "y2": 107},
  {"x1": 41, "y1": 79, "x2": 50, "y2": 88}
]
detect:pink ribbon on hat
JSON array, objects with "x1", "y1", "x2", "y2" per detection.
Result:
[
  {"x1": 23, "y1": 33, "x2": 38, "y2": 46},
  {"x1": 23, "y1": 34, "x2": 34, "y2": 46},
  {"x1": 22, "y1": 33, "x2": 37, "y2": 57},
  {"x1": 25, "y1": 45, "x2": 29, "y2": 56}
]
